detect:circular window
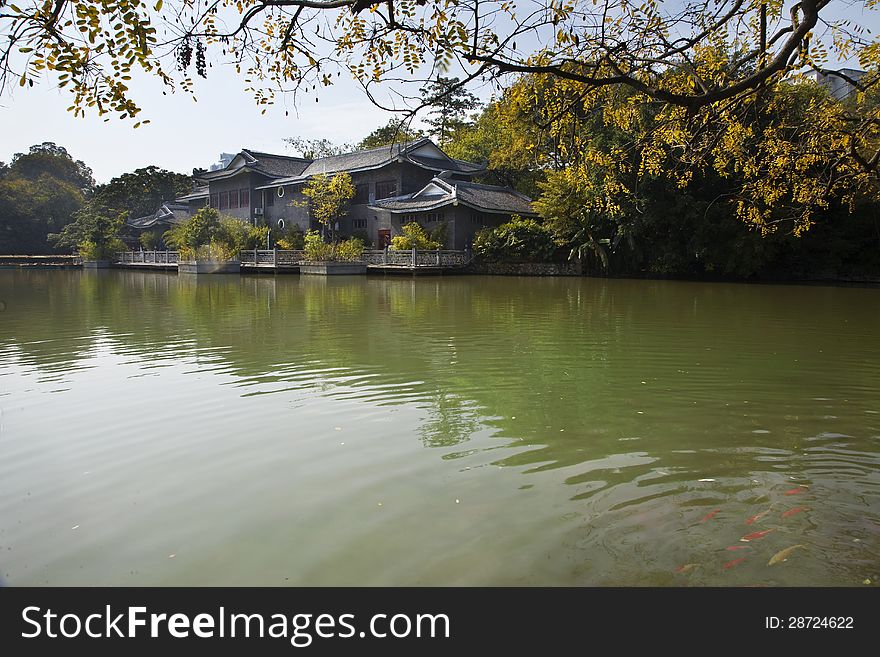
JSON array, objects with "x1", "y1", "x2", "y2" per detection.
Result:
[
  {"x1": 277, "y1": 219, "x2": 285, "y2": 230},
  {"x1": 277, "y1": 186, "x2": 285, "y2": 198}
]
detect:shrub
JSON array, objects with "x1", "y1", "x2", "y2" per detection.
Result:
[
  {"x1": 276, "y1": 225, "x2": 305, "y2": 250},
  {"x1": 303, "y1": 229, "x2": 334, "y2": 261},
  {"x1": 78, "y1": 238, "x2": 126, "y2": 261},
  {"x1": 163, "y1": 207, "x2": 220, "y2": 258},
  {"x1": 350, "y1": 229, "x2": 373, "y2": 248},
  {"x1": 335, "y1": 237, "x2": 365, "y2": 261},
  {"x1": 391, "y1": 222, "x2": 441, "y2": 250},
  {"x1": 49, "y1": 203, "x2": 125, "y2": 260},
  {"x1": 139, "y1": 230, "x2": 162, "y2": 250},
  {"x1": 472, "y1": 216, "x2": 557, "y2": 262},
  {"x1": 428, "y1": 222, "x2": 448, "y2": 248},
  {"x1": 163, "y1": 209, "x2": 253, "y2": 261}
]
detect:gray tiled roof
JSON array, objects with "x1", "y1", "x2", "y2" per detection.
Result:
[
  {"x1": 407, "y1": 154, "x2": 484, "y2": 174},
  {"x1": 198, "y1": 150, "x2": 311, "y2": 181},
  {"x1": 455, "y1": 180, "x2": 536, "y2": 215},
  {"x1": 175, "y1": 186, "x2": 209, "y2": 202},
  {"x1": 255, "y1": 138, "x2": 484, "y2": 188},
  {"x1": 299, "y1": 141, "x2": 418, "y2": 177},
  {"x1": 242, "y1": 150, "x2": 312, "y2": 178},
  {"x1": 370, "y1": 178, "x2": 536, "y2": 216},
  {"x1": 128, "y1": 203, "x2": 190, "y2": 229}
]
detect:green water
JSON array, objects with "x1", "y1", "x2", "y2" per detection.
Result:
[{"x1": 0, "y1": 269, "x2": 878, "y2": 586}]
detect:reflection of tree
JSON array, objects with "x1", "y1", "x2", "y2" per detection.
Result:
[
  {"x1": 418, "y1": 391, "x2": 482, "y2": 448},
  {"x1": 2, "y1": 269, "x2": 877, "y2": 480}
]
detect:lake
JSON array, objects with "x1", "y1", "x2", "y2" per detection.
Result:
[{"x1": 0, "y1": 270, "x2": 878, "y2": 586}]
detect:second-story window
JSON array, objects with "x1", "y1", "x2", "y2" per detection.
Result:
[
  {"x1": 219, "y1": 192, "x2": 228, "y2": 211},
  {"x1": 210, "y1": 194, "x2": 219, "y2": 208},
  {"x1": 354, "y1": 184, "x2": 369, "y2": 204},
  {"x1": 375, "y1": 180, "x2": 397, "y2": 199},
  {"x1": 240, "y1": 189, "x2": 250, "y2": 209},
  {"x1": 266, "y1": 190, "x2": 274, "y2": 206},
  {"x1": 229, "y1": 189, "x2": 239, "y2": 209}
]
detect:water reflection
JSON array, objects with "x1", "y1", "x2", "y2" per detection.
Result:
[{"x1": 0, "y1": 269, "x2": 878, "y2": 585}]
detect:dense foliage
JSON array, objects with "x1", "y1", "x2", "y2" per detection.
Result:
[
  {"x1": 447, "y1": 69, "x2": 880, "y2": 279},
  {"x1": 391, "y1": 222, "x2": 441, "y2": 251},
  {"x1": 472, "y1": 217, "x2": 557, "y2": 263},
  {"x1": 0, "y1": 143, "x2": 91, "y2": 254},
  {"x1": 358, "y1": 119, "x2": 424, "y2": 150},
  {"x1": 91, "y1": 167, "x2": 192, "y2": 220},
  {"x1": 0, "y1": 144, "x2": 191, "y2": 255},
  {"x1": 162, "y1": 207, "x2": 256, "y2": 261},
  {"x1": 299, "y1": 173, "x2": 355, "y2": 243},
  {"x1": 303, "y1": 229, "x2": 364, "y2": 262},
  {"x1": 49, "y1": 202, "x2": 125, "y2": 260}
]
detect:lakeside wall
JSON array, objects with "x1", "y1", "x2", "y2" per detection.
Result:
[{"x1": 462, "y1": 261, "x2": 583, "y2": 276}]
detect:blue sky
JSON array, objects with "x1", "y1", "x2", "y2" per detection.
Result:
[{"x1": 0, "y1": 1, "x2": 876, "y2": 183}]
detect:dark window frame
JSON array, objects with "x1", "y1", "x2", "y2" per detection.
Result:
[
  {"x1": 375, "y1": 180, "x2": 397, "y2": 200},
  {"x1": 354, "y1": 184, "x2": 369, "y2": 204}
]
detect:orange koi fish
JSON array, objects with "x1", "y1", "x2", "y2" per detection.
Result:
[
  {"x1": 701, "y1": 509, "x2": 721, "y2": 523},
  {"x1": 674, "y1": 564, "x2": 699, "y2": 574},
  {"x1": 745, "y1": 508, "x2": 773, "y2": 525},
  {"x1": 723, "y1": 557, "x2": 747, "y2": 569},
  {"x1": 784, "y1": 486, "x2": 808, "y2": 496},
  {"x1": 781, "y1": 507, "x2": 808, "y2": 518},
  {"x1": 740, "y1": 528, "x2": 775, "y2": 542}
]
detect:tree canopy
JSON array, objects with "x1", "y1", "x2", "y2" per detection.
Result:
[
  {"x1": 299, "y1": 172, "x2": 355, "y2": 241},
  {"x1": 0, "y1": 143, "x2": 91, "y2": 253},
  {"x1": 4, "y1": 2, "x2": 879, "y2": 225},
  {"x1": 358, "y1": 118, "x2": 423, "y2": 149},
  {"x1": 3, "y1": 1, "x2": 876, "y2": 119},
  {"x1": 91, "y1": 165, "x2": 192, "y2": 219},
  {"x1": 420, "y1": 76, "x2": 481, "y2": 146}
]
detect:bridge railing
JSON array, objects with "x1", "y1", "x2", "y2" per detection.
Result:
[
  {"x1": 240, "y1": 248, "x2": 470, "y2": 267},
  {"x1": 116, "y1": 248, "x2": 470, "y2": 268},
  {"x1": 116, "y1": 251, "x2": 179, "y2": 264}
]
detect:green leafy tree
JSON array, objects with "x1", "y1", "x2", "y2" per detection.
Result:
[
  {"x1": 445, "y1": 98, "x2": 543, "y2": 196},
  {"x1": 334, "y1": 237, "x2": 365, "y2": 261},
  {"x1": 210, "y1": 216, "x2": 255, "y2": 260},
  {"x1": 0, "y1": 143, "x2": 91, "y2": 253},
  {"x1": 276, "y1": 225, "x2": 305, "y2": 250},
  {"x1": 299, "y1": 173, "x2": 356, "y2": 242},
  {"x1": 92, "y1": 166, "x2": 192, "y2": 219},
  {"x1": 472, "y1": 217, "x2": 557, "y2": 263},
  {"x1": 358, "y1": 119, "x2": 423, "y2": 150},
  {"x1": 7, "y1": 143, "x2": 94, "y2": 192},
  {"x1": 139, "y1": 230, "x2": 162, "y2": 250},
  {"x1": 420, "y1": 77, "x2": 481, "y2": 147},
  {"x1": 391, "y1": 222, "x2": 440, "y2": 250},
  {"x1": 284, "y1": 138, "x2": 353, "y2": 159},
  {"x1": 0, "y1": 174, "x2": 85, "y2": 254},
  {"x1": 303, "y1": 229, "x2": 333, "y2": 261},
  {"x1": 163, "y1": 207, "x2": 220, "y2": 260},
  {"x1": 49, "y1": 202, "x2": 125, "y2": 260}
]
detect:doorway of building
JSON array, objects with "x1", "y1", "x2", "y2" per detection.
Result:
[{"x1": 378, "y1": 229, "x2": 391, "y2": 247}]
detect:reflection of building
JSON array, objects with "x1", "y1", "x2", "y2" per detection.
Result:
[
  {"x1": 128, "y1": 139, "x2": 536, "y2": 250},
  {"x1": 804, "y1": 68, "x2": 866, "y2": 100}
]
